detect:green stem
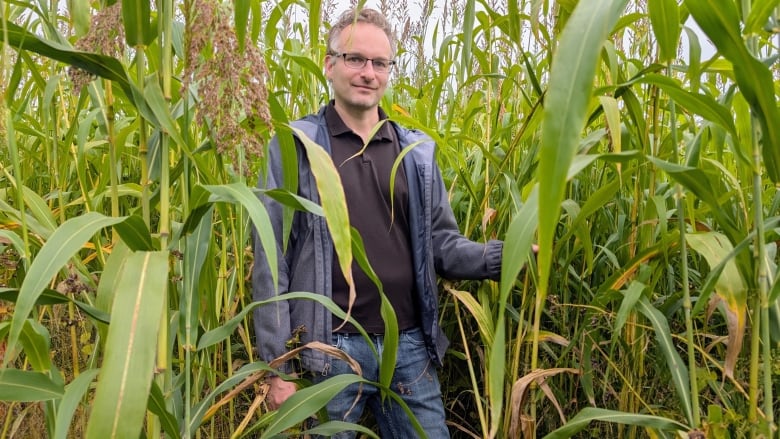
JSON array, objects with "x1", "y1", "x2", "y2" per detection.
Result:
[{"x1": 667, "y1": 64, "x2": 700, "y2": 428}]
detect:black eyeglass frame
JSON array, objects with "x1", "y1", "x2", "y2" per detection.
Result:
[{"x1": 331, "y1": 52, "x2": 396, "y2": 73}]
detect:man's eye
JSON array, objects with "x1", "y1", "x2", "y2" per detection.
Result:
[
  {"x1": 374, "y1": 60, "x2": 389, "y2": 69},
  {"x1": 346, "y1": 55, "x2": 364, "y2": 63}
]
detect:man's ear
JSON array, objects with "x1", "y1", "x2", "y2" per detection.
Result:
[{"x1": 324, "y1": 55, "x2": 333, "y2": 81}]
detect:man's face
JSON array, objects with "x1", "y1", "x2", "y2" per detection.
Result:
[{"x1": 325, "y1": 22, "x2": 393, "y2": 114}]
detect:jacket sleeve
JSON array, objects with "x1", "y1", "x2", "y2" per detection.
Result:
[
  {"x1": 429, "y1": 159, "x2": 503, "y2": 281},
  {"x1": 252, "y1": 135, "x2": 295, "y2": 373}
]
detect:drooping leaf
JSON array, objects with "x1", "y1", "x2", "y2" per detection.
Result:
[
  {"x1": 291, "y1": 127, "x2": 355, "y2": 320},
  {"x1": 4, "y1": 212, "x2": 125, "y2": 367},
  {"x1": 260, "y1": 374, "x2": 366, "y2": 439},
  {"x1": 203, "y1": 183, "x2": 277, "y2": 293},
  {"x1": 543, "y1": 407, "x2": 689, "y2": 438},
  {"x1": 636, "y1": 297, "x2": 694, "y2": 425},
  {"x1": 0, "y1": 369, "x2": 64, "y2": 402},
  {"x1": 686, "y1": 232, "x2": 747, "y2": 378}
]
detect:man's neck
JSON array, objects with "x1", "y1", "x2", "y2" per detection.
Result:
[{"x1": 333, "y1": 102, "x2": 380, "y2": 142}]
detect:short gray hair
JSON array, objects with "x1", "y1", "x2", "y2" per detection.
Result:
[{"x1": 326, "y1": 8, "x2": 396, "y2": 58}]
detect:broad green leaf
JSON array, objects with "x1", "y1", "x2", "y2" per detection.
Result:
[
  {"x1": 203, "y1": 183, "x2": 277, "y2": 293},
  {"x1": 500, "y1": 186, "x2": 538, "y2": 299},
  {"x1": 0, "y1": 20, "x2": 159, "y2": 126},
  {"x1": 20, "y1": 185, "x2": 57, "y2": 234},
  {"x1": 122, "y1": 0, "x2": 151, "y2": 47},
  {"x1": 291, "y1": 127, "x2": 355, "y2": 316},
  {"x1": 686, "y1": 0, "x2": 780, "y2": 183},
  {"x1": 94, "y1": 242, "x2": 131, "y2": 341},
  {"x1": 636, "y1": 297, "x2": 694, "y2": 425},
  {"x1": 263, "y1": 188, "x2": 324, "y2": 216},
  {"x1": 0, "y1": 369, "x2": 64, "y2": 401},
  {"x1": 261, "y1": 374, "x2": 366, "y2": 439},
  {"x1": 648, "y1": 0, "x2": 681, "y2": 62},
  {"x1": 686, "y1": 232, "x2": 746, "y2": 378},
  {"x1": 86, "y1": 251, "x2": 168, "y2": 439},
  {"x1": 543, "y1": 407, "x2": 689, "y2": 438},
  {"x1": 4, "y1": 212, "x2": 125, "y2": 367},
  {"x1": 53, "y1": 369, "x2": 100, "y2": 439},
  {"x1": 113, "y1": 214, "x2": 155, "y2": 251},
  {"x1": 538, "y1": 0, "x2": 628, "y2": 316},
  {"x1": 0, "y1": 230, "x2": 27, "y2": 260}
]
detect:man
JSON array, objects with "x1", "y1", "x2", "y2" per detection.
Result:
[{"x1": 252, "y1": 8, "x2": 502, "y2": 438}]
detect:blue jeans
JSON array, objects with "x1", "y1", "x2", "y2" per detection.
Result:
[{"x1": 313, "y1": 328, "x2": 450, "y2": 439}]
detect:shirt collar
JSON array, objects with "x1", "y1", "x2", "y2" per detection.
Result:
[{"x1": 325, "y1": 101, "x2": 394, "y2": 141}]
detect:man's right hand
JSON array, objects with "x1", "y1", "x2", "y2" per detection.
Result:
[{"x1": 266, "y1": 375, "x2": 297, "y2": 410}]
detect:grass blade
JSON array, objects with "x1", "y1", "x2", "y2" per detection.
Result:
[
  {"x1": 636, "y1": 297, "x2": 694, "y2": 425},
  {"x1": 0, "y1": 369, "x2": 64, "y2": 401},
  {"x1": 542, "y1": 407, "x2": 689, "y2": 438},
  {"x1": 85, "y1": 251, "x2": 169, "y2": 439}
]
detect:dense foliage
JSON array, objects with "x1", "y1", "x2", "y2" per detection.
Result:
[{"x1": 1, "y1": 0, "x2": 778, "y2": 437}]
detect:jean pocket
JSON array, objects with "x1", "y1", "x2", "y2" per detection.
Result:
[{"x1": 400, "y1": 328, "x2": 426, "y2": 347}]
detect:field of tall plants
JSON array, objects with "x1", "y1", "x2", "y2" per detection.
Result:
[{"x1": 1, "y1": 0, "x2": 779, "y2": 437}]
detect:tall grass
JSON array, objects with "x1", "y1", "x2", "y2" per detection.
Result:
[{"x1": 1, "y1": 0, "x2": 778, "y2": 438}]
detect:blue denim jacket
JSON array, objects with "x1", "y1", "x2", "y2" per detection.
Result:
[{"x1": 252, "y1": 107, "x2": 503, "y2": 374}]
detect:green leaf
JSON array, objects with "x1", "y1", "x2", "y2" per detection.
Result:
[
  {"x1": 4, "y1": 212, "x2": 125, "y2": 367},
  {"x1": 122, "y1": 0, "x2": 151, "y2": 47},
  {"x1": 647, "y1": 0, "x2": 681, "y2": 62},
  {"x1": 636, "y1": 74, "x2": 737, "y2": 136},
  {"x1": 261, "y1": 374, "x2": 366, "y2": 439},
  {"x1": 686, "y1": 0, "x2": 780, "y2": 183},
  {"x1": 53, "y1": 369, "x2": 100, "y2": 439},
  {"x1": 86, "y1": 251, "x2": 169, "y2": 439},
  {"x1": 0, "y1": 288, "x2": 109, "y2": 324},
  {"x1": 538, "y1": 0, "x2": 628, "y2": 306},
  {"x1": 147, "y1": 381, "x2": 180, "y2": 439},
  {"x1": 113, "y1": 214, "x2": 155, "y2": 251},
  {"x1": 542, "y1": 407, "x2": 689, "y2": 438},
  {"x1": 203, "y1": 183, "x2": 277, "y2": 293},
  {"x1": 744, "y1": 0, "x2": 780, "y2": 34},
  {"x1": 291, "y1": 126, "x2": 355, "y2": 313},
  {"x1": 614, "y1": 281, "x2": 646, "y2": 334},
  {"x1": 301, "y1": 420, "x2": 379, "y2": 438},
  {"x1": 636, "y1": 298, "x2": 694, "y2": 425},
  {"x1": 0, "y1": 20, "x2": 159, "y2": 126},
  {"x1": 0, "y1": 369, "x2": 64, "y2": 402}
]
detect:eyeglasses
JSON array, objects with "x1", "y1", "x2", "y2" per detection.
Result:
[{"x1": 333, "y1": 53, "x2": 396, "y2": 73}]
